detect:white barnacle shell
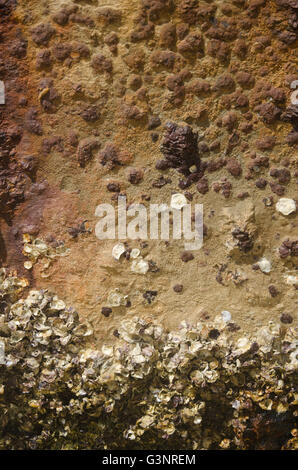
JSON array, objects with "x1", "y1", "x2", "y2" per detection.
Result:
[
  {"x1": 284, "y1": 274, "x2": 298, "y2": 285},
  {"x1": 25, "y1": 357, "x2": 40, "y2": 369},
  {"x1": 190, "y1": 369, "x2": 205, "y2": 385},
  {"x1": 171, "y1": 193, "x2": 188, "y2": 210},
  {"x1": 33, "y1": 239, "x2": 48, "y2": 254},
  {"x1": 102, "y1": 345, "x2": 114, "y2": 357},
  {"x1": 107, "y1": 289, "x2": 127, "y2": 307},
  {"x1": 40, "y1": 369, "x2": 57, "y2": 383},
  {"x1": 232, "y1": 400, "x2": 241, "y2": 410},
  {"x1": 235, "y1": 337, "x2": 251, "y2": 354},
  {"x1": 50, "y1": 298, "x2": 66, "y2": 311},
  {"x1": 124, "y1": 429, "x2": 136, "y2": 440},
  {"x1": 107, "y1": 290, "x2": 122, "y2": 307},
  {"x1": 259, "y1": 399, "x2": 273, "y2": 411},
  {"x1": 24, "y1": 261, "x2": 33, "y2": 270},
  {"x1": 276, "y1": 198, "x2": 296, "y2": 216},
  {"x1": 221, "y1": 310, "x2": 232, "y2": 322},
  {"x1": 112, "y1": 243, "x2": 126, "y2": 260},
  {"x1": 203, "y1": 369, "x2": 219, "y2": 383},
  {"x1": 189, "y1": 341, "x2": 203, "y2": 354},
  {"x1": 194, "y1": 415, "x2": 202, "y2": 425},
  {"x1": 131, "y1": 258, "x2": 149, "y2": 274},
  {"x1": 130, "y1": 248, "x2": 140, "y2": 259},
  {"x1": 79, "y1": 348, "x2": 104, "y2": 364},
  {"x1": 60, "y1": 334, "x2": 72, "y2": 346},
  {"x1": 257, "y1": 257, "x2": 271, "y2": 273},
  {"x1": 25, "y1": 290, "x2": 44, "y2": 307},
  {"x1": 73, "y1": 323, "x2": 93, "y2": 337},
  {"x1": 10, "y1": 331, "x2": 26, "y2": 343},
  {"x1": 138, "y1": 415, "x2": 155, "y2": 429}
]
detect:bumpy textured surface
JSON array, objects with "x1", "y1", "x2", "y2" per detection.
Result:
[
  {"x1": 0, "y1": 0, "x2": 297, "y2": 450},
  {"x1": 0, "y1": 269, "x2": 297, "y2": 449}
]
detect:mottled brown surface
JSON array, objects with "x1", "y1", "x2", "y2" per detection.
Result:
[{"x1": 0, "y1": 0, "x2": 297, "y2": 347}]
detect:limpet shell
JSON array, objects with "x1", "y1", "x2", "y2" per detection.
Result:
[
  {"x1": 276, "y1": 198, "x2": 296, "y2": 216},
  {"x1": 112, "y1": 243, "x2": 126, "y2": 260}
]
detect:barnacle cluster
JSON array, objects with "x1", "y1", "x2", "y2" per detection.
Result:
[
  {"x1": 0, "y1": 269, "x2": 297, "y2": 450},
  {"x1": 22, "y1": 234, "x2": 70, "y2": 273},
  {"x1": 159, "y1": 122, "x2": 200, "y2": 175}
]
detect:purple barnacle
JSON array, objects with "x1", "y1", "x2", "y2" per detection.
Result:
[
  {"x1": 281, "y1": 105, "x2": 298, "y2": 131},
  {"x1": 159, "y1": 122, "x2": 200, "y2": 175}
]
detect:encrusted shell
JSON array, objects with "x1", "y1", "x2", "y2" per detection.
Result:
[
  {"x1": 131, "y1": 258, "x2": 149, "y2": 274},
  {"x1": 257, "y1": 257, "x2": 271, "y2": 273},
  {"x1": 112, "y1": 243, "x2": 126, "y2": 260},
  {"x1": 171, "y1": 193, "x2": 188, "y2": 210},
  {"x1": 276, "y1": 198, "x2": 296, "y2": 216},
  {"x1": 0, "y1": 268, "x2": 296, "y2": 450}
]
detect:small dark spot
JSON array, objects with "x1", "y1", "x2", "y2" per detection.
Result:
[
  {"x1": 197, "y1": 177, "x2": 209, "y2": 194},
  {"x1": 280, "y1": 313, "x2": 293, "y2": 324},
  {"x1": 181, "y1": 251, "x2": 194, "y2": 262},
  {"x1": 107, "y1": 182, "x2": 120, "y2": 192},
  {"x1": 255, "y1": 178, "x2": 267, "y2": 189},
  {"x1": 268, "y1": 285, "x2": 279, "y2": 298},
  {"x1": 91, "y1": 54, "x2": 113, "y2": 74},
  {"x1": 148, "y1": 260, "x2": 159, "y2": 272},
  {"x1": 101, "y1": 307, "x2": 112, "y2": 317},
  {"x1": 249, "y1": 342, "x2": 259, "y2": 354},
  {"x1": 68, "y1": 220, "x2": 91, "y2": 239},
  {"x1": 209, "y1": 329, "x2": 220, "y2": 340},
  {"x1": 143, "y1": 290, "x2": 158, "y2": 304},
  {"x1": 237, "y1": 192, "x2": 250, "y2": 200},
  {"x1": 232, "y1": 228, "x2": 254, "y2": 252},
  {"x1": 155, "y1": 159, "x2": 170, "y2": 170},
  {"x1": 152, "y1": 176, "x2": 171, "y2": 188},
  {"x1": 173, "y1": 284, "x2": 183, "y2": 293},
  {"x1": 148, "y1": 116, "x2": 161, "y2": 130},
  {"x1": 227, "y1": 322, "x2": 241, "y2": 332},
  {"x1": 127, "y1": 168, "x2": 143, "y2": 184},
  {"x1": 201, "y1": 311, "x2": 210, "y2": 321},
  {"x1": 81, "y1": 106, "x2": 100, "y2": 123}
]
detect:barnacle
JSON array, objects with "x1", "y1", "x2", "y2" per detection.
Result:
[
  {"x1": 112, "y1": 243, "x2": 126, "y2": 260},
  {"x1": 1, "y1": 0, "x2": 297, "y2": 453},
  {"x1": 107, "y1": 289, "x2": 129, "y2": 307},
  {"x1": 276, "y1": 198, "x2": 297, "y2": 216},
  {"x1": 131, "y1": 258, "x2": 149, "y2": 274},
  {"x1": 0, "y1": 270, "x2": 296, "y2": 450},
  {"x1": 22, "y1": 235, "x2": 70, "y2": 273},
  {"x1": 159, "y1": 122, "x2": 200, "y2": 175}
]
